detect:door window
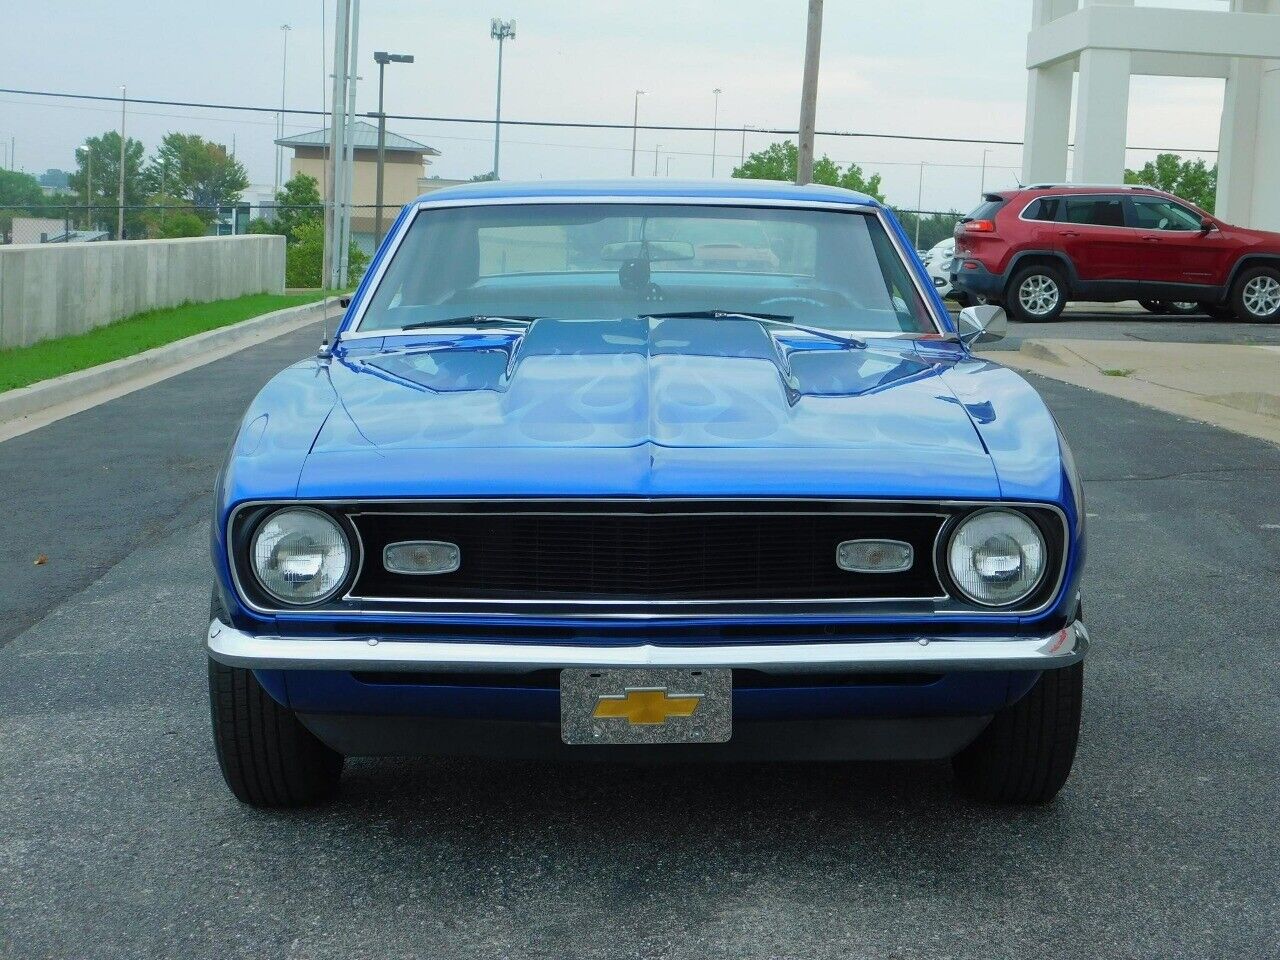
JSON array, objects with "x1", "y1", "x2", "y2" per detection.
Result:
[
  {"x1": 1130, "y1": 197, "x2": 1202, "y2": 232},
  {"x1": 1056, "y1": 197, "x2": 1126, "y2": 228}
]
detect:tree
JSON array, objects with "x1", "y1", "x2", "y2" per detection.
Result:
[
  {"x1": 147, "y1": 133, "x2": 249, "y2": 222},
  {"x1": 893, "y1": 210, "x2": 961, "y2": 250},
  {"x1": 156, "y1": 212, "x2": 207, "y2": 238},
  {"x1": 470, "y1": 171, "x2": 498, "y2": 182},
  {"x1": 247, "y1": 173, "x2": 321, "y2": 243},
  {"x1": 0, "y1": 170, "x2": 45, "y2": 207},
  {"x1": 68, "y1": 131, "x2": 147, "y2": 236},
  {"x1": 1125, "y1": 153, "x2": 1217, "y2": 213},
  {"x1": 284, "y1": 219, "x2": 369, "y2": 289},
  {"x1": 732, "y1": 140, "x2": 885, "y2": 201}
]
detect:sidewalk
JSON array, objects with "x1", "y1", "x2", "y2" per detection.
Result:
[{"x1": 988, "y1": 337, "x2": 1280, "y2": 446}]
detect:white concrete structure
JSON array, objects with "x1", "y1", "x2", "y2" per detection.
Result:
[
  {"x1": 1024, "y1": 0, "x2": 1280, "y2": 229},
  {"x1": 0, "y1": 235, "x2": 285, "y2": 350}
]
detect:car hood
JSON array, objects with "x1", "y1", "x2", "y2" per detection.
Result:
[{"x1": 294, "y1": 317, "x2": 1013, "y2": 499}]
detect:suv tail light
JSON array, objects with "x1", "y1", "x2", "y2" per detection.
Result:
[{"x1": 963, "y1": 219, "x2": 996, "y2": 233}]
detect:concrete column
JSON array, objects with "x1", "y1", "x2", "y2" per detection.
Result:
[
  {"x1": 1022, "y1": 61, "x2": 1074, "y2": 185},
  {"x1": 1216, "y1": 57, "x2": 1261, "y2": 224},
  {"x1": 1022, "y1": 0, "x2": 1080, "y2": 185},
  {"x1": 1073, "y1": 47, "x2": 1131, "y2": 183}
]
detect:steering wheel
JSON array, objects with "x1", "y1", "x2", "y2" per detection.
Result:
[{"x1": 758, "y1": 295, "x2": 830, "y2": 310}]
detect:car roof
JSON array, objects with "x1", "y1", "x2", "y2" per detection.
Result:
[
  {"x1": 412, "y1": 178, "x2": 882, "y2": 208},
  {"x1": 1012, "y1": 183, "x2": 1168, "y2": 197}
]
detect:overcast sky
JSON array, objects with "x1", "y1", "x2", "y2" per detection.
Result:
[{"x1": 0, "y1": 0, "x2": 1227, "y2": 212}]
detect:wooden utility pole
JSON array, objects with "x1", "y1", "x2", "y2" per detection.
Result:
[{"x1": 796, "y1": 0, "x2": 823, "y2": 185}]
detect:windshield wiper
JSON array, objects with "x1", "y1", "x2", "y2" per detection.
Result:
[
  {"x1": 398, "y1": 314, "x2": 538, "y2": 331},
  {"x1": 641, "y1": 310, "x2": 865, "y2": 349}
]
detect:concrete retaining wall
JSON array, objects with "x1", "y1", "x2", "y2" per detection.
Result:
[{"x1": 0, "y1": 235, "x2": 286, "y2": 350}]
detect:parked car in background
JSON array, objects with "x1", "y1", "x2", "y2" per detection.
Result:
[
  {"x1": 950, "y1": 184, "x2": 1280, "y2": 323},
  {"x1": 923, "y1": 237, "x2": 958, "y2": 302},
  {"x1": 207, "y1": 179, "x2": 1088, "y2": 809}
]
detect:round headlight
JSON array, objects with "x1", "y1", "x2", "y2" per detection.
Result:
[
  {"x1": 249, "y1": 508, "x2": 351, "y2": 606},
  {"x1": 947, "y1": 509, "x2": 1047, "y2": 607}
]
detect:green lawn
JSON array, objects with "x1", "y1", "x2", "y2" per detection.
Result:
[{"x1": 0, "y1": 292, "x2": 330, "y2": 393}]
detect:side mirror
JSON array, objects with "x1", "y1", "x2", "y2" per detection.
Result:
[
  {"x1": 338, "y1": 295, "x2": 352, "y2": 308},
  {"x1": 956, "y1": 304, "x2": 1007, "y2": 346},
  {"x1": 1200, "y1": 218, "x2": 1218, "y2": 233}
]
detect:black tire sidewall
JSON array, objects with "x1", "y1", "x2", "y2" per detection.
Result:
[
  {"x1": 1231, "y1": 266, "x2": 1280, "y2": 323},
  {"x1": 1007, "y1": 266, "x2": 1067, "y2": 323}
]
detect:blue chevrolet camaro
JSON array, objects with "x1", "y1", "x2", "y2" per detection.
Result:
[{"x1": 207, "y1": 179, "x2": 1087, "y2": 806}]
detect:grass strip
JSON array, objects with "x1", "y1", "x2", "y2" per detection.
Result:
[{"x1": 0, "y1": 292, "x2": 329, "y2": 393}]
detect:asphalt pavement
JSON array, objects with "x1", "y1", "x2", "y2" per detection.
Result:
[{"x1": 1, "y1": 317, "x2": 1278, "y2": 959}]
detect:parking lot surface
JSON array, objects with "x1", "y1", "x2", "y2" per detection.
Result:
[{"x1": 1, "y1": 318, "x2": 1277, "y2": 959}]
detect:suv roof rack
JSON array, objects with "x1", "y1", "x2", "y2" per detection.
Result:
[{"x1": 1025, "y1": 182, "x2": 1156, "y2": 191}]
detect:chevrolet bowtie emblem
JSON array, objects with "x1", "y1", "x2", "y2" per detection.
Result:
[{"x1": 593, "y1": 688, "x2": 702, "y2": 725}]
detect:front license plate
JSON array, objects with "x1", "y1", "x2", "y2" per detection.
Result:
[{"x1": 560, "y1": 668, "x2": 732, "y2": 745}]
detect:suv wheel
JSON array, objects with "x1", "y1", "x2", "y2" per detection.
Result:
[
  {"x1": 1008, "y1": 265, "x2": 1066, "y2": 323},
  {"x1": 1231, "y1": 266, "x2": 1280, "y2": 323},
  {"x1": 1139, "y1": 300, "x2": 1201, "y2": 316},
  {"x1": 952, "y1": 660, "x2": 1084, "y2": 804}
]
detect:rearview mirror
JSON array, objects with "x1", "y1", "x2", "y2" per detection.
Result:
[
  {"x1": 600, "y1": 240, "x2": 695, "y2": 263},
  {"x1": 956, "y1": 304, "x2": 1007, "y2": 346},
  {"x1": 1200, "y1": 218, "x2": 1217, "y2": 233}
]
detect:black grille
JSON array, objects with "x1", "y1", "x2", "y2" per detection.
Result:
[{"x1": 348, "y1": 506, "x2": 945, "y2": 602}]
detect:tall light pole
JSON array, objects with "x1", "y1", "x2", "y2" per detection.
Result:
[
  {"x1": 117, "y1": 85, "x2": 127, "y2": 240},
  {"x1": 710, "y1": 88, "x2": 722, "y2": 177},
  {"x1": 275, "y1": 24, "x2": 291, "y2": 201},
  {"x1": 740, "y1": 124, "x2": 754, "y2": 166},
  {"x1": 630, "y1": 89, "x2": 645, "y2": 176},
  {"x1": 796, "y1": 0, "x2": 823, "y2": 185},
  {"x1": 374, "y1": 50, "x2": 414, "y2": 245},
  {"x1": 979, "y1": 147, "x2": 991, "y2": 194},
  {"x1": 490, "y1": 18, "x2": 516, "y2": 179},
  {"x1": 915, "y1": 162, "x2": 927, "y2": 249},
  {"x1": 76, "y1": 143, "x2": 91, "y2": 230},
  {"x1": 653, "y1": 143, "x2": 662, "y2": 177},
  {"x1": 325, "y1": 0, "x2": 352, "y2": 289}
]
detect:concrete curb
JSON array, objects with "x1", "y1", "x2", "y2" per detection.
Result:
[
  {"x1": 995, "y1": 337, "x2": 1280, "y2": 448},
  {"x1": 0, "y1": 299, "x2": 333, "y2": 429}
]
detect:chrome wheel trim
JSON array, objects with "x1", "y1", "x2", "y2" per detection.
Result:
[
  {"x1": 1018, "y1": 275, "x2": 1060, "y2": 316},
  {"x1": 1242, "y1": 276, "x2": 1280, "y2": 318}
]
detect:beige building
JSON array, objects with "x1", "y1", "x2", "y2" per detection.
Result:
[{"x1": 275, "y1": 121, "x2": 459, "y2": 252}]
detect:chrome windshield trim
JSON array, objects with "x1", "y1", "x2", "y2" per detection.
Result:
[
  {"x1": 344, "y1": 196, "x2": 947, "y2": 338},
  {"x1": 207, "y1": 618, "x2": 1088, "y2": 674}
]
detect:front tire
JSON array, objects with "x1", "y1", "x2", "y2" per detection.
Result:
[
  {"x1": 1231, "y1": 266, "x2": 1280, "y2": 323},
  {"x1": 1007, "y1": 265, "x2": 1067, "y2": 323},
  {"x1": 952, "y1": 660, "x2": 1083, "y2": 805},
  {"x1": 208, "y1": 656, "x2": 344, "y2": 807}
]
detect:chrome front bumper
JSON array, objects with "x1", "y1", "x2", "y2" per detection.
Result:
[{"x1": 207, "y1": 619, "x2": 1088, "y2": 674}]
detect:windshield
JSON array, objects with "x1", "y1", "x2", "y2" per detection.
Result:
[{"x1": 355, "y1": 203, "x2": 938, "y2": 335}]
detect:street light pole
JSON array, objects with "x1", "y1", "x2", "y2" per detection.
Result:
[
  {"x1": 117, "y1": 85, "x2": 127, "y2": 240},
  {"x1": 653, "y1": 143, "x2": 662, "y2": 177},
  {"x1": 630, "y1": 90, "x2": 646, "y2": 176},
  {"x1": 77, "y1": 144, "x2": 91, "y2": 230},
  {"x1": 711, "y1": 88, "x2": 721, "y2": 177},
  {"x1": 796, "y1": 0, "x2": 823, "y2": 185},
  {"x1": 374, "y1": 51, "x2": 414, "y2": 245},
  {"x1": 490, "y1": 19, "x2": 516, "y2": 179},
  {"x1": 980, "y1": 148, "x2": 991, "y2": 194},
  {"x1": 275, "y1": 24, "x2": 291, "y2": 201},
  {"x1": 915, "y1": 161, "x2": 926, "y2": 249}
]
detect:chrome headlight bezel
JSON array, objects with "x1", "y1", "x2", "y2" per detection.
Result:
[
  {"x1": 944, "y1": 507, "x2": 1049, "y2": 608},
  {"x1": 247, "y1": 506, "x2": 354, "y2": 608}
]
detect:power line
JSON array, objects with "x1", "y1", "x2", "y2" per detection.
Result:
[{"x1": 0, "y1": 85, "x2": 1221, "y2": 155}]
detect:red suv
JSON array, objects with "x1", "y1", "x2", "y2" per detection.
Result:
[{"x1": 950, "y1": 184, "x2": 1280, "y2": 324}]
